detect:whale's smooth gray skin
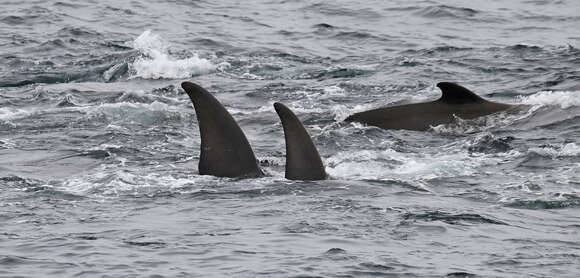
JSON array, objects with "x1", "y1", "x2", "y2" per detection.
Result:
[
  {"x1": 182, "y1": 82, "x2": 263, "y2": 178},
  {"x1": 274, "y1": 102, "x2": 327, "y2": 180},
  {"x1": 344, "y1": 82, "x2": 516, "y2": 131}
]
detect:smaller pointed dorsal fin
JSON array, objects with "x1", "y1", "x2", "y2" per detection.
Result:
[
  {"x1": 437, "y1": 82, "x2": 486, "y2": 104},
  {"x1": 274, "y1": 102, "x2": 326, "y2": 181}
]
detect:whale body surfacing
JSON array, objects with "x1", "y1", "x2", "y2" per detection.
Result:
[{"x1": 345, "y1": 82, "x2": 516, "y2": 131}]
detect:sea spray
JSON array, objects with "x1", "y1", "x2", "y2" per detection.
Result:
[{"x1": 129, "y1": 30, "x2": 216, "y2": 79}]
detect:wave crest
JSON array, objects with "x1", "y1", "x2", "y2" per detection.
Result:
[{"x1": 129, "y1": 30, "x2": 217, "y2": 79}]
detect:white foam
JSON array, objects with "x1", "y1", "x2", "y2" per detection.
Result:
[
  {"x1": 332, "y1": 103, "x2": 380, "y2": 122},
  {"x1": 60, "y1": 167, "x2": 197, "y2": 196},
  {"x1": 323, "y1": 85, "x2": 345, "y2": 95},
  {"x1": 325, "y1": 147, "x2": 515, "y2": 181},
  {"x1": 129, "y1": 30, "x2": 216, "y2": 79},
  {"x1": 518, "y1": 90, "x2": 580, "y2": 109},
  {"x1": 240, "y1": 72, "x2": 263, "y2": 80},
  {"x1": 0, "y1": 107, "x2": 30, "y2": 121},
  {"x1": 529, "y1": 143, "x2": 580, "y2": 158}
]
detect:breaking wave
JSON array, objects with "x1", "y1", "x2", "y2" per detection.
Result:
[{"x1": 129, "y1": 30, "x2": 217, "y2": 79}]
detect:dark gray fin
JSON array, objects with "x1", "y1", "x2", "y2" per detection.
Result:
[
  {"x1": 437, "y1": 82, "x2": 487, "y2": 104},
  {"x1": 274, "y1": 102, "x2": 327, "y2": 180},
  {"x1": 182, "y1": 82, "x2": 263, "y2": 178}
]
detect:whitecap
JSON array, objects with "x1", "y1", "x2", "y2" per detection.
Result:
[
  {"x1": 529, "y1": 143, "x2": 580, "y2": 158},
  {"x1": 129, "y1": 30, "x2": 217, "y2": 79},
  {"x1": 518, "y1": 90, "x2": 580, "y2": 109}
]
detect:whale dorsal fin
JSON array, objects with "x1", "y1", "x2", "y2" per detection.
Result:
[
  {"x1": 182, "y1": 82, "x2": 263, "y2": 178},
  {"x1": 437, "y1": 82, "x2": 486, "y2": 104},
  {"x1": 274, "y1": 102, "x2": 327, "y2": 180}
]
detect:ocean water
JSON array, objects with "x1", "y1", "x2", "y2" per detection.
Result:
[{"x1": 1, "y1": 0, "x2": 579, "y2": 277}]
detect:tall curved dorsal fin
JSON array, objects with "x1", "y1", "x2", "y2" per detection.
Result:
[
  {"x1": 182, "y1": 82, "x2": 263, "y2": 178},
  {"x1": 274, "y1": 103, "x2": 327, "y2": 181},
  {"x1": 436, "y1": 82, "x2": 486, "y2": 104}
]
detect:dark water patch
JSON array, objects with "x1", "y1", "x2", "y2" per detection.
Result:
[
  {"x1": 538, "y1": 115, "x2": 580, "y2": 133},
  {"x1": 0, "y1": 15, "x2": 27, "y2": 25},
  {"x1": 536, "y1": 72, "x2": 573, "y2": 88},
  {"x1": 0, "y1": 34, "x2": 39, "y2": 47},
  {"x1": 402, "y1": 211, "x2": 508, "y2": 225},
  {"x1": 28, "y1": 186, "x2": 85, "y2": 201},
  {"x1": 467, "y1": 134, "x2": 514, "y2": 154},
  {"x1": 247, "y1": 62, "x2": 284, "y2": 75},
  {"x1": 0, "y1": 255, "x2": 67, "y2": 266},
  {"x1": 366, "y1": 179, "x2": 431, "y2": 193},
  {"x1": 446, "y1": 272, "x2": 477, "y2": 278},
  {"x1": 282, "y1": 220, "x2": 339, "y2": 234},
  {"x1": 103, "y1": 5, "x2": 137, "y2": 15},
  {"x1": 324, "y1": 247, "x2": 347, "y2": 255},
  {"x1": 0, "y1": 6, "x2": 61, "y2": 26},
  {"x1": 516, "y1": 13, "x2": 580, "y2": 22},
  {"x1": 298, "y1": 66, "x2": 372, "y2": 80},
  {"x1": 100, "y1": 40, "x2": 133, "y2": 51},
  {"x1": 485, "y1": 258, "x2": 522, "y2": 266},
  {"x1": 204, "y1": 13, "x2": 272, "y2": 28},
  {"x1": 185, "y1": 181, "x2": 338, "y2": 201},
  {"x1": 0, "y1": 74, "x2": 78, "y2": 88},
  {"x1": 383, "y1": 5, "x2": 422, "y2": 12},
  {"x1": 1, "y1": 175, "x2": 42, "y2": 189},
  {"x1": 52, "y1": 1, "x2": 88, "y2": 8},
  {"x1": 191, "y1": 38, "x2": 228, "y2": 49},
  {"x1": 37, "y1": 39, "x2": 71, "y2": 51},
  {"x1": 518, "y1": 145, "x2": 580, "y2": 170},
  {"x1": 505, "y1": 198, "x2": 580, "y2": 210},
  {"x1": 416, "y1": 5, "x2": 479, "y2": 19},
  {"x1": 401, "y1": 46, "x2": 473, "y2": 56},
  {"x1": 151, "y1": 84, "x2": 182, "y2": 99},
  {"x1": 74, "y1": 149, "x2": 111, "y2": 159},
  {"x1": 0, "y1": 61, "x2": 132, "y2": 88},
  {"x1": 56, "y1": 27, "x2": 102, "y2": 39},
  {"x1": 505, "y1": 44, "x2": 543, "y2": 53},
  {"x1": 304, "y1": 3, "x2": 382, "y2": 18},
  {"x1": 233, "y1": 16, "x2": 272, "y2": 28},
  {"x1": 323, "y1": 248, "x2": 358, "y2": 262},
  {"x1": 124, "y1": 240, "x2": 167, "y2": 248},
  {"x1": 75, "y1": 234, "x2": 99, "y2": 241},
  {"x1": 278, "y1": 29, "x2": 299, "y2": 37},
  {"x1": 332, "y1": 31, "x2": 383, "y2": 41},
  {"x1": 247, "y1": 48, "x2": 321, "y2": 64},
  {"x1": 1, "y1": 33, "x2": 135, "y2": 87},
  {"x1": 312, "y1": 23, "x2": 335, "y2": 29},
  {"x1": 358, "y1": 262, "x2": 395, "y2": 271},
  {"x1": 510, "y1": 26, "x2": 554, "y2": 32},
  {"x1": 115, "y1": 91, "x2": 156, "y2": 103},
  {"x1": 243, "y1": 208, "x2": 287, "y2": 217}
]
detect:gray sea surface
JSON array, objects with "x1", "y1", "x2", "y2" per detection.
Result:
[{"x1": 1, "y1": 0, "x2": 579, "y2": 277}]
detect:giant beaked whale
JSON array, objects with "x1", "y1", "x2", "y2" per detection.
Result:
[
  {"x1": 182, "y1": 81, "x2": 263, "y2": 178},
  {"x1": 274, "y1": 102, "x2": 327, "y2": 180},
  {"x1": 345, "y1": 82, "x2": 518, "y2": 131},
  {"x1": 181, "y1": 82, "x2": 326, "y2": 180}
]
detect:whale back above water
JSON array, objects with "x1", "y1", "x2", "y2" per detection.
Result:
[
  {"x1": 274, "y1": 102, "x2": 327, "y2": 181},
  {"x1": 182, "y1": 82, "x2": 263, "y2": 178},
  {"x1": 344, "y1": 82, "x2": 515, "y2": 131}
]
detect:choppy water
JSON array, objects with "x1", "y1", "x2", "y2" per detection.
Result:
[{"x1": 1, "y1": 0, "x2": 580, "y2": 277}]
